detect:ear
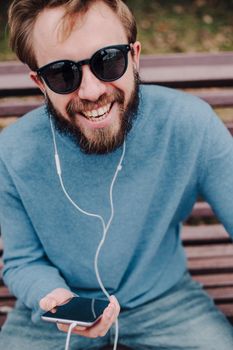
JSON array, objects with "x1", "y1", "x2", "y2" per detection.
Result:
[
  {"x1": 30, "y1": 71, "x2": 46, "y2": 95},
  {"x1": 131, "y1": 41, "x2": 141, "y2": 71}
]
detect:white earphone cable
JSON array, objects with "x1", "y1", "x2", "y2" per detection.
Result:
[
  {"x1": 65, "y1": 322, "x2": 79, "y2": 350},
  {"x1": 50, "y1": 117, "x2": 124, "y2": 350}
]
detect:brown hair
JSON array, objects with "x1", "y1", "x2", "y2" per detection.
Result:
[{"x1": 8, "y1": 0, "x2": 137, "y2": 71}]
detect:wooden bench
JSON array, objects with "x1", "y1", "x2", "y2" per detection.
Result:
[{"x1": 0, "y1": 52, "x2": 233, "y2": 341}]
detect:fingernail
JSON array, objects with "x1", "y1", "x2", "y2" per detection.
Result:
[
  {"x1": 57, "y1": 324, "x2": 62, "y2": 331},
  {"x1": 50, "y1": 300, "x2": 57, "y2": 308},
  {"x1": 106, "y1": 306, "x2": 114, "y2": 318}
]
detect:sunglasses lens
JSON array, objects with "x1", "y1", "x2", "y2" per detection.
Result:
[
  {"x1": 42, "y1": 61, "x2": 81, "y2": 94},
  {"x1": 38, "y1": 45, "x2": 129, "y2": 94},
  {"x1": 92, "y1": 47, "x2": 127, "y2": 81}
]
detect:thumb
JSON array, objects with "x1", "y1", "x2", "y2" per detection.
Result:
[
  {"x1": 40, "y1": 288, "x2": 73, "y2": 311},
  {"x1": 40, "y1": 295, "x2": 57, "y2": 311}
]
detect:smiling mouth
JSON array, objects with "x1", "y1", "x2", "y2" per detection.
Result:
[{"x1": 81, "y1": 103, "x2": 113, "y2": 122}]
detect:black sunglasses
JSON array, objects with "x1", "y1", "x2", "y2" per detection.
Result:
[{"x1": 36, "y1": 44, "x2": 132, "y2": 94}]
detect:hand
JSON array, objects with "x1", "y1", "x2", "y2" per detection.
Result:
[
  {"x1": 39, "y1": 288, "x2": 74, "y2": 313},
  {"x1": 57, "y1": 295, "x2": 120, "y2": 338}
]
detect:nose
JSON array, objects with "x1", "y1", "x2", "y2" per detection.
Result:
[{"x1": 77, "y1": 65, "x2": 107, "y2": 101}]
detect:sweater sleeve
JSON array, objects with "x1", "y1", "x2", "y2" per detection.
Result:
[
  {"x1": 198, "y1": 110, "x2": 233, "y2": 237},
  {"x1": 0, "y1": 157, "x2": 70, "y2": 322}
]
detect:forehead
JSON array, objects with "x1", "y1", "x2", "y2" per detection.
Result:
[{"x1": 33, "y1": 2, "x2": 128, "y2": 66}]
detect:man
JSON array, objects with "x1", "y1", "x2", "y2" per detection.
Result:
[{"x1": 0, "y1": 0, "x2": 233, "y2": 349}]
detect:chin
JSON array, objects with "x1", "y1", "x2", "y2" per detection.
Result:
[{"x1": 79, "y1": 118, "x2": 123, "y2": 154}]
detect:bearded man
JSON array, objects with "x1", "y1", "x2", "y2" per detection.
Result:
[{"x1": 0, "y1": 1, "x2": 233, "y2": 349}]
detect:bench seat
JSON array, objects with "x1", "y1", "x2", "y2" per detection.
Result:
[{"x1": 1, "y1": 52, "x2": 233, "y2": 341}]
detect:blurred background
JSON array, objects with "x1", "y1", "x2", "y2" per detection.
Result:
[
  {"x1": 1, "y1": 0, "x2": 233, "y2": 61},
  {"x1": 0, "y1": 0, "x2": 233, "y2": 328}
]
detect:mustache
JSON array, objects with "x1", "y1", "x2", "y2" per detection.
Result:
[{"x1": 66, "y1": 89, "x2": 125, "y2": 117}]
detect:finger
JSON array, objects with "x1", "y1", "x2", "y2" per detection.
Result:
[
  {"x1": 109, "y1": 295, "x2": 121, "y2": 316},
  {"x1": 49, "y1": 289, "x2": 74, "y2": 305},
  {"x1": 81, "y1": 301, "x2": 118, "y2": 338},
  {"x1": 58, "y1": 296, "x2": 120, "y2": 338},
  {"x1": 40, "y1": 289, "x2": 74, "y2": 311},
  {"x1": 40, "y1": 296, "x2": 57, "y2": 311},
  {"x1": 103, "y1": 303, "x2": 116, "y2": 322},
  {"x1": 57, "y1": 305, "x2": 115, "y2": 338},
  {"x1": 50, "y1": 307, "x2": 57, "y2": 313},
  {"x1": 57, "y1": 323, "x2": 87, "y2": 332},
  {"x1": 84, "y1": 296, "x2": 120, "y2": 337}
]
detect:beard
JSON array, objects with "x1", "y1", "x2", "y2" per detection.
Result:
[{"x1": 46, "y1": 71, "x2": 140, "y2": 154}]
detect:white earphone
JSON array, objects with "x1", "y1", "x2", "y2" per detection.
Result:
[{"x1": 49, "y1": 115, "x2": 125, "y2": 350}]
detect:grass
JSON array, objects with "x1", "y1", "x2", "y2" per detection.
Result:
[
  {"x1": 126, "y1": 0, "x2": 233, "y2": 54},
  {"x1": 0, "y1": 0, "x2": 233, "y2": 60},
  {"x1": 125, "y1": 0, "x2": 233, "y2": 54}
]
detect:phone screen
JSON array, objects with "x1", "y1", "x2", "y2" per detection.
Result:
[{"x1": 41, "y1": 297, "x2": 109, "y2": 325}]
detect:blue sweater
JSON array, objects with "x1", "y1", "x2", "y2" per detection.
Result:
[{"x1": 0, "y1": 85, "x2": 233, "y2": 322}]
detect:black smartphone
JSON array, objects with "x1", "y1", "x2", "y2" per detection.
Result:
[{"x1": 41, "y1": 296, "x2": 109, "y2": 327}]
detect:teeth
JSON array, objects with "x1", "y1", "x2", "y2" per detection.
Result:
[
  {"x1": 83, "y1": 103, "x2": 111, "y2": 118},
  {"x1": 89, "y1": 114, "x2": 109, "y2": 122},
  {"x1": 92, "y1": 110, "x2": 98, "y2": 117}
]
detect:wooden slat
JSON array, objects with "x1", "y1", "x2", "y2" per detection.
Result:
[
  {"x1": 0, "y1": 103, "x2": 42, "y2": 117},
  {"x1": 141, "y1": 70, "x2": 233, "y2": 88},
  {"x1": 139, "y1": 52, "x2": 233, "y2": 88},
  {"x1": 1, "y1": 52, "x2": 233, "y2": 95},
  {"x1": 0, "y1": 61, "x2": 29, "y2": 75},
  {"x1": 0, "y1": 286, "x2": 14, "y2": 299},
  {"x1": 217, "y1": 304, "x2": 233, "y2": 318},
  {"x1": 0, "y1": 299, "x2": 15, "y2": 309},
  {"x1": 2, "y1": 52, "x2": 233, "y2": 72},
  {"x1": 182, "y1": 224, "x2": 230, "y2": 243},
  {"x1": 193, "y1": 273, "x2": 233, "y2": 287},
  {"x1": 0, "y1": 73, "x2": 38, "y2": 95},
  {"x1": 1, "y1": 77, "x2": 233, "y2": 96},
  {"x1": 191, "y1": 202, "x2": 214, "y2": 218},
  {"x1": 205, "y1": 286, "x2": 233, "y2": 301},
  {"x1": 185, "y1": 244, "x2": 233, "y2": 258},
  {"x1": 140, "y1": 52, "x2": 233, "y2": 68},
  {"x1": 195, "y1": 90, "x2": 233, "y2": 108},
  {"x1": 187, "y1": 256, "x2": 233, "y2": 273}
]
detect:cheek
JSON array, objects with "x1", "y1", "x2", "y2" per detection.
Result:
[
  {"x1": 118, "y1": 72, "x2": 134, "y2": 102},
  {"x1": 110, "y1": 66, "x2": 135, "y2": 103},
  {"x1": 47, "y1": 91, "x2": 71, "y2": 117}
]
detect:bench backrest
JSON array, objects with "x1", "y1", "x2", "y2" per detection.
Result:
[{"x1": 0, "y1": 51, "x2": 233, "y2": 327}]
